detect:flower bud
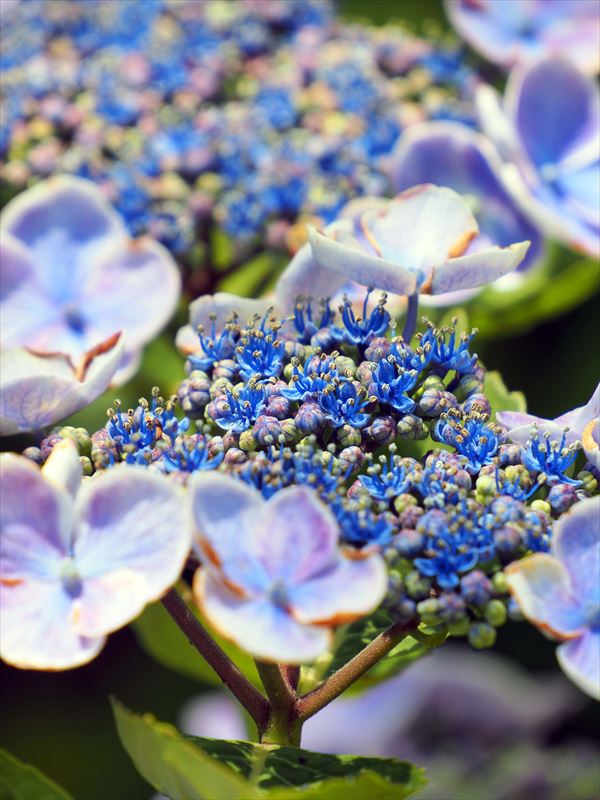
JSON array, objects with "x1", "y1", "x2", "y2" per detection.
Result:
[
  {"x1": 394, "y1": 493, "x2": 418, "y2": 515},
  {"x1": 280, "y1": 419, "x2": 299, "y2": 443},
  {"x1": 364, "y1": 415, "x2": 396, "y2": 447},
  {"x1": 463, "y1": 393, "x2": 491, "y2": 416},
  {"x1": 338, "y1": 446, "x2": 365, "y2": 470},
  {"x1": 460, "y1": 570, "x2": 493, "y2": 607},
  {"x1": 531, "y1": 499, "x2": 551, "y2": 515},
  {"x1": 493, "y1": 524, "x2": 522, "y2": 560},
  {"x1": 264, "y1": 394, "x2": 290, "y2": 420},
  {"x1": 395, "y1": 528, "x2": 424, "y2": 558},
  {"x1": 364, "y1": 337, "x2": 392, "y2": 361},
  {"x1": 224, "y1": 447, "x2": 248, "y2": 465},
  {"x1": 222, "y1": 431, "x2": 240, "y2": 451},
  {"x1": 438, "y1": 593, "x2": 467, "y2": 624},
  {"x1": 178, "y1": 374, "x2": 211, "y2": 418},
  {"x1": 396, "y1": 414, "x2": 427, "y2": 440},
  {"x1": 22, "y1": 446, "x2": 43, "y2": 464},
  {"x1": 484, "y1": 599, "x2": 508, "y2": 627},
  {"x1": 417, "y1": 388, "x2": 454, "y2": 417},
  {"x1": 548, "y1": 484, "x2": 579, "y2": 515},
  {"x1": 295, "y1": 402, "x2": 325, "y2": 434},
  {"x1": 405, "y1": 570, "x2": 432, "y2": 599},
  {"x1": 213, "y1": 359, "x2": 238, "y2": 381},
  {"x1": 253, "y1": 415, "x2": 282, "y2": 447},
  {"x1": 492, "y1": 571, "x2": 508, "y2": 595},
  {"x1": 398, "y1": 504, "x2": 424, "y2": 529},
  {"x1": 417, "y1": 598, "x2": 441, "y2": 624},
  {"x1": 497, "y1": 443, "x2": 521, "y2": 466},
  {"x1": 577, "y1": 470, "x2": 598, "y2": 494},
  {"x1": 207, "y1": 436, "x2": 224, "y2": 457},
  {"x1": 468, "y1": 621, "x2": 496, "y2": 650},
  {"x1": 239, "y1": 430, "x2": 257, "y2": 452},
  {"x1": 456, "y1": 373, "x2": 483, "y2": 399},
  {"x1": 337, "y1": 424, "x2": 362, "y2": 448},
  {"x1": 310, "y1": 328, "x2": 336, "y2": 351},
  {"x1": 356, "y1": 361, "x2": 374, "y2": 386},
  {"x1": 209, "y1": 377, "x2": 234, "y2": 399}
]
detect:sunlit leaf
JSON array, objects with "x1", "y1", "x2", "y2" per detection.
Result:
[
  {"x1": 484, "y1": 371, "x2": 526, "y2": 419},
  {"x1": 112, "y1": 701, "x2": 426, "y2": 800}
]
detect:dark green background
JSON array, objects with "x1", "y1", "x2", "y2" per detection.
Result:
[{"x1": 1, "y1": 2, "x2": 598, "y2": 799}]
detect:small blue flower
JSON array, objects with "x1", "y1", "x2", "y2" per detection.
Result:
[
  {"x1": 292, "y1": 298, "x2": 334, "y2": 344},
  {"x1": 188, "y1": 317, "x2": 239, "y2": 373},
  {"x1": 332, "y1": 290, "x2": 391, "y2": 348},
  {"x1": 318, "y1": 379, "x2": 372, "y2": 429},
  {"x1": 420, "y1": 325, "x2": 478, "y2": 375},
  {"x1": 435, "y1": 410, "x2": 500, "y2": 473},
  {"x1": 235, "y1": 315, "x2": 284, "y2": 382},
  {"x1": 521, "y1": 430, "x2": 581, "y2": 486},
  {"x1": 332, "y1": 499, "x2": 395, "y2": 549},
  {"x1": 282, "y1": 355, "x2": 343, "y2": 402},
  {"x1": 162, "y1": 435, "x2": 224, "y2": 474},
  {"x1": 359, "y1": 449, "x2": 412, "y2": 500},
  {"x1": 368, "y1": 356, "x2": 418, "y2": 414},
  {"x1": 213, "y1": 381, "x2": 268, "y2": 433},
  {"x1": 494, "y1": 466, "x2": 539, "y2": 502}
]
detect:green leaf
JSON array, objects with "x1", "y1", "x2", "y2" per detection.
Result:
[
  {"x1": 112, "y1": 701, "x2": 426, "y2": 800},
  {"x1": 483, "y1": 371, "x2": 526, "y2": 420},
  {"x1": 132, "y1": 595, "x2": 261, "y2": 688},
  {"x1": 0, "y1": 748, "x2": 73, "y2": 800},
  {"x1": 113, "y1": 699, "x2": 258, "y2": 800}
]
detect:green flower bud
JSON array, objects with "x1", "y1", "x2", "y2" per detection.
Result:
[
  {"x1": 468, "y1": 622, "x2": 497, "y2": 650},
  {"x1": 239, "y1": 430, "x2": 257, "y2": 452},
  {"x1": 577, "y1": 470, "x2": 598, "y2": 494},
  {"x1": 531, "y1": 499, "x2": 551, "y2": 515},
  {"x1": 337, "y1": 424, "x2": 362, "y2": 448},
  {"x1": 417, "y1": 598, "x2": 441, "y2": 624},
  {"x1": 475, "y1": 475, "x2": 496, "y2": 497},
  {"x1": 405, "y1": 570, "x2": 432, "y2": 600},
  {"x1": 492, "y1": 572, "x2": 509, "y2": 595},
  {"x1": 448, "y1": 618, "x2": 470, "y2": 637},
  {"x1": 484, "y1": 599, "x2": 508, "y2": 627},
  {"x1": 394, "y1": 493, "x2": 418, "y2": 515},
  {"x1": 80, "y1": 456, "x2": 93, "y2": 477}
]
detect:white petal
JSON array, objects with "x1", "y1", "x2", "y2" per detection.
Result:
[
  {"x1": 275, "y1": 235, "x2": 350, "y2": 313},
  {"x1": 557, "y1": 631, "x2": 600, "y2": 701}
]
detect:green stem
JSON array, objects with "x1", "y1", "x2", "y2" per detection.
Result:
[
  {"x1": 255, "y1": 662, "x2": 302, "y2": 746},
  {"x1": 297, "y1": 620, "x2": 416, "y2": 722},
  {"x1": 162, "y1": 589, "x2": 269, "y2": 734}
]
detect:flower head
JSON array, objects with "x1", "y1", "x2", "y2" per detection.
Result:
[
  {"x1": 1, "y1": 176, "x2": 181, "y2": 382},
  {"x1": 0, "y1": 440, "x2": 190, "y2": 669},
  {"x1": 506, "y1": 495, "x2": 600, "y2": 699},
  {"x1": 190, "y1": 473, "x2": 387, "y2": 663}
]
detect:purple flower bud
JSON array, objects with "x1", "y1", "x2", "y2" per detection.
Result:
[
  {"x1": 347, "y1": 479, "x2": 365, "y2": 499},
  {"x1": 338, "y1": 446, "x2": 366, "y2": 470},
  {"x1": 547, "y1": 484, "x2": 580, "y2": 515},
  {"x1": 464, "y1": 392, "x2": 491, "y2": 417},
  {"x1": 264, "y1": 394, "x2": 291, "y2": 420},
  {"x1": 253, "y1": 415, "x2": 282, "y2": 447},
  {"x1": 284, "y1": 340, "x2": 306, "y2": 360},
  {"x1": 213, "y1": 359, "x2": 239, "y2": 382},
  {"x1": 396, "y1": 414, "x2": 427, "y2": 439},
  {"x1": 224, "y1": 447, "x2": 248, "y2": 465},
  {"x1": 395, "y1": 528, "x2": 425, "y2": 558},
  {"x1": 457, "y1": 373, "x2": 484, "y2": 398},
  {"x1": 364, "y1": 337, "x2": 393, "y2": 361},
  {"x1": 310, "y1": 328, "x2": 336, "y2": 351},
  {"x1": 264, "y1": 380, "x2": 288, "y2": 398},
  {"x1": 497, "y1": 443, "x2": 522, "y2": 466},
  {"x1": 279, "y1": 419, "x2": 299, "y2": 443},
  {"x1": 206, "y1": 395, "x2": 231, "y2": 423},
  {"x1": 295, "y1": 402, "x2": 325, "y2": 434},
  {"x1": 364, "y1": 415, "x2": 396, "y2": 447},
  {"x1": 356, "y1": 361, "x2": 374, "y2": 386},
  {"x1": 418, "y1": 388, "x2": 456, "y2": 417},
  {"x1": 40, "y1": 432, "x2": 62, "y2": 461},
  {"x1": 438, "y1": 592, "x2": 467, "y2": 624},
  {"x1": 222, "y1": 430, "x2": 240, "y2": 451},
  {"x1": 207, "y1": 436, "x2": 224, "y2": 457},
  {"x1": 398, "y1": 504, "x2": 424, "y2": 529},
  {"x1": 493, "y1": 524, "x2": 523, "y2": 560},
  {"x1": 460, "y1": 570, "x2": 493, "y2": 607},
  {"x1": 178, "y1": 374, "x2": 211, "y2": 419},
  {"x1": 210, "y1": 378, "x2": 234, "y2": 399},
  {"x1": 22, "y1": 446, "x2": 43, "y2": 464}
]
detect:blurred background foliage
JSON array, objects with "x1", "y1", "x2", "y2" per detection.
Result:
[{"x1": 1, "y1": 1, "x2": 598, "y2": 799}]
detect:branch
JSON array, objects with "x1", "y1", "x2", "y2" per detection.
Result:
[
  {"x1": 255, "y1": 661, "x2": 302, "y2": 746},
  {"x1": 297, "y1": 620, "x2": 416, "y2": 721},
  {"x1": 162, "y1": 588, "x2": 269, "y2": 730}
]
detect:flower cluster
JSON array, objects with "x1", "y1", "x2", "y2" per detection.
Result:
[
  {"x1": 1, "y1": 0, "x2": 476, "y2": 268},
  {"x1": 24, "y1": 291, "x2": 599, "y2": 690}
]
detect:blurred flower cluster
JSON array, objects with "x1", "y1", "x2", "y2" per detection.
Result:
[{"x1": 0, "y1": 0, "x2": 475, "y2": 278}]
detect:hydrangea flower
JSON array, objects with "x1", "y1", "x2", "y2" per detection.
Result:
[
  {"x1": 498, "y1": 382, "x2": 599, "y2": 469},
  {"x1": 445, "y1": 0, "x2": 600, "y2": 74},
  {"x1": 506, "y1": 496, "x2": 600, "y2": 699},
  {"x1": 190, "y1": 473, "x2": 387, "y2": 663},
  {"x1": 1, "y1": 176, "x2": 181, "y2": 382},
  {"x1": 0, "y1": 439, "x2": 190, "y2": 669},
  {"x1": 389, "y1": 122, "x2": 544, "y2": 281},
  {"x1": 308, "y1": 185, "x2": 530, "y2": 299},
  {"x1": 477, "y1": 57, "x2": 600, "y2": 258},
  {"x1": 0, "y1": 333, "x2": 124, "y2": 436}
]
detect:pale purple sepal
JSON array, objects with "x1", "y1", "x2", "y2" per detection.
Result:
[
  {"x1": 190, "y1": 474, "x2": 387, "y2": 663},
  {"x1": 445, "y1": 0, "x2": 600, "y2": 74},
  {"x1": 507, "y1": 495, "x2": 600, "y2": 699},
  {"x1": 0, "y1": 332, "x2": 125, "y2": 436},
  {"x1": 389, "y1": 122, "x2": 544, "y2": 274},
  {"x1": 1, "y1": 176, "x2": 181, "y2": 381},
  {"x1": 307, "y1": 185, "x2": 529, "y2": 299},
  {"x1": 477, "y1": 58, "x2": 600, "y2": 258},
  {"x1": 0, "y1": 455, "x2": 190, "y2": 670}
]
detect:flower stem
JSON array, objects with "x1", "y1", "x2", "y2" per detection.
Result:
[
  {"x1": 255, "y1": 662, "x2": 302, "y2": 746},
  {"x1": 402, "y1": 292, "x2": 419, "y2": 341},
  {"x1": 161, "y1": 588, "x2": 269, "y2": 733},
  {"x1": 297, "y1": 620, "x2": 416, "y2": 722}
]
